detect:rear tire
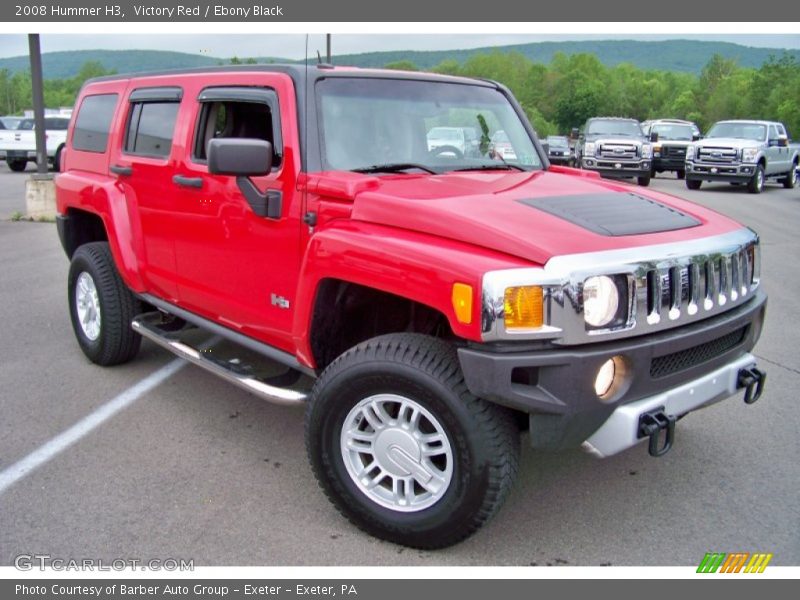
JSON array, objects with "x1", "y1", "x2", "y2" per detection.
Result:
[
  {"x1": 7, "y1": 159, "x2": 26, "y2": 172},
  {"x1": 305, "y1": 333, "x2": 519, "y2": 549},
  {"x1": 748, "y1": 165, "x2": 765, "y2": 194},
  {"x1": 68, "y1": 242, "x2": 142, "y2": 366},
  {"x1": 686, "y1": 179, "x2": 702, "y2": 190}
]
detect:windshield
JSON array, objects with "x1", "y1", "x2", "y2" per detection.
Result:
[
  {"x1": 651, "y1": 123, "x2": 696, "y2": 141},
  {"x1": 585, "y1": 120, "x2": 643, "y2": 137},
  {"x1": 546, "y1": 136, "x2": 569, "y2": 148},
  {"x1": 317, "y1": 78, "x2": 542, "y2": 172},
  {"x1": 706, "y1": 122, "x2": 766, "y2": 142}
]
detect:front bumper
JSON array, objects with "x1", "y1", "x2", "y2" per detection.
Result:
[
  {"x1": 583, "y1": 352, "x2": 757, "y2": 457},
  {"x1": 652, "y1": 156, "x2": 686, "y2": 171},
  {"x1": 581, "y1": 158, "x2": 650, "y2": 178},
  {"x1": 686, "y1": 161, "x2": 757, "y2": 183},
  {"x1": 458, "y1": 290, "x2": 766, "y2": 450}
]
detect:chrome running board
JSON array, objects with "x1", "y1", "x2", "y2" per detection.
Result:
[{"x1": 132, "y1": 312, "x2": 308, "y2": 406}]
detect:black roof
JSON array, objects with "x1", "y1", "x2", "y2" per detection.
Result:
[{"x1": 85, "y1": 63, "x2": 497, "y2": 89}]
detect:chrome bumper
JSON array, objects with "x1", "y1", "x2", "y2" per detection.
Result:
[{"x1": 582, "y1": 352, "x2": 757, "y2": 458}]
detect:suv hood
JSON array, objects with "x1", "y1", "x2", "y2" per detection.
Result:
[
  {"x1": 585, "y1": 134, "x2": 645, "y2": 144},
  {"x1": 336, "y1": 169, "x2": 742, "y2": 266}
]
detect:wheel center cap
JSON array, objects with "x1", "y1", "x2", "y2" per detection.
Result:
[{"x1": 374, "y1": 428, "x2": 423, "y2": 478}]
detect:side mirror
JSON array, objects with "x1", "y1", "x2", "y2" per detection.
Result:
[
  {"x1": 208, "y1": 138, "x2": 281, "y2": 219},
  {"x1": 208, "y1": 138, "x2": 273, "y2": 176},
  {"x1": 541, "y1": 142, "x2": 550, "y2": 154},
  {"x1": 692, "y1": 133, "x2": 701, "y2": 141},
  {"x1": 650, "y1": 132, "x2": 659, "y2": 143},
  {"x1": 778, "y1": 135, "x2": 788, "y2": 147}
]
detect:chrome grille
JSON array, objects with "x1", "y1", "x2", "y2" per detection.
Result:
[
  {"x1": 599, "y1": 143, "x2": 638, "y2": 160},
  {"x1": 697, "y1": 146, "x2": 738, "y2": 163},
  {"x1": 637, "y1": 243, "x2": 756, "y2": 328}
]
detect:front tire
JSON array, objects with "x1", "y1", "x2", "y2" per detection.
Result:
[
  {"x1": 748, "y1": 164, "x2": 765, "y2": 194},
  {"x1": 781, "y1": 164, "x2": 797, "y2": 189},
  {"x1": 637, "y1": 175, "x2": 651, "y2": 186},
  {"x1": 686, "y1": 179, "x2": 702, "y2": 190},
  {"x1": 677, "y1": 169, "x2": 686, "y2": 180},
  {"x1": 305, "y1": 333, "x2": 519, "y2": 549},
  {"x1": 68, "y1": 242, "x2": 142, "y2": 366}
]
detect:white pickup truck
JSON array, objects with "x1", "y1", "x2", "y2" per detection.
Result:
[
  {"x1": 0, "y1": 116, "x2": 70, "y2": 172},
  {"x1": 685, "y1": 120, "x2": 799, "y2": 193}
]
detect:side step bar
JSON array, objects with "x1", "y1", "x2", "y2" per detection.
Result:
[{"x1": 132, "y1": 313, "x2": 308, "y2": 406}]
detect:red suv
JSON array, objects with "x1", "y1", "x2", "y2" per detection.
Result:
[{"x1": 56, "y1": 65, "x2": 767, "y2": 548}]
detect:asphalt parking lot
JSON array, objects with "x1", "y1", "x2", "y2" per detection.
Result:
[{"x1": 0, "y1": 162, "x2": 798, "y2": 567}]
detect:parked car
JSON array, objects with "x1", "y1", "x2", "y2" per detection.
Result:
[
  {"x1": 0, "y1": 116, "x2": 70, "y2": 171},
  {"x1": 426, "y1": 126, "x2": 480, "y2": 158},
  {"x1": 575, "y1": 117, "x2": 653, "y2": 186},
  {"x1": 641, "y1": 119, "x2": 701, "y2": 179},
  {"x1": 56, "y1": 65, "x2": 767, "y2": 549},
  {"x1": 685, "y1": 120, "x2": 798, "y2": 193},
  {"x1": 544, "y1": 135, "x2": 575, "y2": 166}
]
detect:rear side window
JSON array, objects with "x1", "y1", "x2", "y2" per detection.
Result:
[
  {"x1": 73, "y1": 94, "x2": 118, "y2": 153},
  {"x1": 125, "y1": 101, "x2": 180, "y2": 157}
]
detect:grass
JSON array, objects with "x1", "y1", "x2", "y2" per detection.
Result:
[{"x1": 8, "y1": 212, "x2": 55, "y2": 223}]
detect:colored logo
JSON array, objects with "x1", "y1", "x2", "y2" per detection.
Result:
[{"x1": 696, "y1": 552, "x2": 773, "y2": 573}]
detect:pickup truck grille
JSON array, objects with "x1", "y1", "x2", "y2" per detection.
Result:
[
  {"x1": 598, "y1": 143, "x2": 638, "y2": 160},
  {"x1": 696, "y1": 146, "x2": 738, "y2": 163},
  {"x1": 663, "y1": 145, "x2": 687, "y2": 158}
]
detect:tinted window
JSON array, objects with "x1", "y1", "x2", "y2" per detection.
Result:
[
  {"x1": 193, "y1": 99, "x2": 280, "y2": 166},
  {"x1": 73, "y1": 94, "x2": 118, "y2": 153},
  {"x1": 125, "y1": 102, "x2": 179, "y2": 157},
  {"x1": 44, "y1": 118, "x2": 70, "y2": 130}
]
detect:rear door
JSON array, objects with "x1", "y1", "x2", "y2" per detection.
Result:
[{"x1": 108, "y1": 84, "x2": 183, "y2": 301}]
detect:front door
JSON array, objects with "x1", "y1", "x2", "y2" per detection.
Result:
[{"x1": 169, "y1": 74, "x2": 304, "y2": 352}]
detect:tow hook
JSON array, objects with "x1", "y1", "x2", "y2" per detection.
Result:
[
  {"x1": 637, "y1": 408, "x2": 676, "y2": 457},
  {"x1": 738, "y1": 367, "x2": 767, "y2": 404}
]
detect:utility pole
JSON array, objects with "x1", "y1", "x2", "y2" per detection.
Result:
[
  {"x1": 326, "y1": 34, "x2": 332, "y2": 64},
  {"x1": 28, "y1": 34, "x2": 47, "y2": 175}
]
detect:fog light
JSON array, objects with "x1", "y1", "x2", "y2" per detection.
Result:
[{"x1": 595, "y1": 358, "x2": 616, "y2": 397}]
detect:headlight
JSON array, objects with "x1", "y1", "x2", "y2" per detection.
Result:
[
  {"x1": 584, "y1": 142, "x2": 596, "y2": 157},
  {"x1": 686, "y1": 145, "x2": 695, "y2": 160},
  {"x1": 583, "y1": 276, "x2": 619, "y2": 328},
  {"x1": 641, "y1": 144, "x2": 652, "y2": 159},
  {"x1": 742, "y1": 148, "x2": 759, "y2": 163}
]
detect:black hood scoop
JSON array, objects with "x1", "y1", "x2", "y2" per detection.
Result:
[{"x1": 518, "y1": 192, "x2": 701, "y2": 236}]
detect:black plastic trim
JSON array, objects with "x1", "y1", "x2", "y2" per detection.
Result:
[{"x1": 129, "y1": 86, "x2": 183, "y2": 102}]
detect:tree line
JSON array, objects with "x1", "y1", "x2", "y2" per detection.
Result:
[
  {"x1": 1, "y1": 51, "x2": 798, "y2": 140},
  {"x1": 386, "y1": 51, "x2": 800, "y2": 138}
]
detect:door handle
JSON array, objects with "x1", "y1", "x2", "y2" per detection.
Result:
[
  {"x1": 173, "y1": 175, "x2": 203, "y2": 188},
  {"x1": 110, "y1": 164, "x2": 132, "y2": 176}
]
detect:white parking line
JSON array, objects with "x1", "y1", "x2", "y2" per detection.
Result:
[{"x1": 0, "y1": 358, "x2": 186, "y2": 496}]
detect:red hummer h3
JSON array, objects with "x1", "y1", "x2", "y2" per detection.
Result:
[{"x1": 56, "y1": 65, "x2": 767, "y2": 548}]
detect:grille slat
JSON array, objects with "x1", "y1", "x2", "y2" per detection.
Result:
[{"x1": 650, "y1": 328, "x2": 747, "y2": 378}]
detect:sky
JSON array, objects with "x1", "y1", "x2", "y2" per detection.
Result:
[{"x1": 0, "y1": 34, "x2": 799, "y2": 60}]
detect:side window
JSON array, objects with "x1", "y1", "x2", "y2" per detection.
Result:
[
  {"x1": 192, "y1": 87, "x2": 282, "y2": 168},
  {"x1": 72, "y1": 94, "x2": 118, "y2": 153},
  {"x1": 124, "y1": 101, "x2": 180, "y2": 157},
  {"x1": 769, "y1": 125, "x2": 779, "y2": 141}
]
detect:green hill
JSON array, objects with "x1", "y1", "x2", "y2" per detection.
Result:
[{"x1": 0, "y1": 40, "x2": 797, "y2": 79}]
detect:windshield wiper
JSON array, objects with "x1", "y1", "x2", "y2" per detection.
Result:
[
  {"x1": 451, "y1": 163, "x2": 527, "y2": 172},
  {"x1": 352, "y1": 163, "x2": 437, "y2": 174}
]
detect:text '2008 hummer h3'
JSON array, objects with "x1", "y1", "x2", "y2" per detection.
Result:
[{"x1": 56, "y1": 65, "x2": 767, "y2": 549}]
